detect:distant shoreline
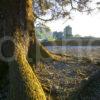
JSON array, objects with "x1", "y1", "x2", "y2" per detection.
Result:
[{"x1": 41, "y1": 38, "x2": 100, "y2": 46}]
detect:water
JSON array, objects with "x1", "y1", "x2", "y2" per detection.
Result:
[{"x1": 46, "y1": 46, "x2": 100, "y2": 60}]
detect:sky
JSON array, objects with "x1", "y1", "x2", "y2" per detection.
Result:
[
  {"x1": 46, "y1": 11, "x2": 100, "y2": 37},
  {"x1": 45, "y1": 0, "x2": 100, "y2": 38}
]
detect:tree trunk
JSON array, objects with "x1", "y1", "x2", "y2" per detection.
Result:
[
  {"x1": 8, "y1": 32, "x2": 46, "y2": 100},
  {"x1": 0, "y1": 0, "x2": 46, "y2": 99}
]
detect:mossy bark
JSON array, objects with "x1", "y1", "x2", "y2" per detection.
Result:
[
  {"x1": 0, "y1": 0, "x2": 46, "y2": 100},
  {"x1": 8, "y1": 33, "x2": 46, "y2": 100}
]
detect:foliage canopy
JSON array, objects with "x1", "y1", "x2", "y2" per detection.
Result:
[{"x1": 33, "y1": 0, "x2": 96, "y2": 21}]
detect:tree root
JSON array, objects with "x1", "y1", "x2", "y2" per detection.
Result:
[{"x1": 28, "y1": 40, "x2": 62, "y2": 65}]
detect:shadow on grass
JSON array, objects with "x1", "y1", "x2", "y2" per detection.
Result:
[{"x1": 68, "y1": 70, "x2": 100, "y2": 100}]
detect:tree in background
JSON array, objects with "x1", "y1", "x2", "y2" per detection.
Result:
[
  {"x1": 74, "y1": 34, "x2": 81, "y2": 38},
  {"x1": 53, "y1": 31, "x2": 63, "y2": 40},
  {"x1": 35, "y1": 23, "x2": 51, "y2": 40},
  {"x1": 35, "y1": 23, "x2": 54, "y2": 41}
]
